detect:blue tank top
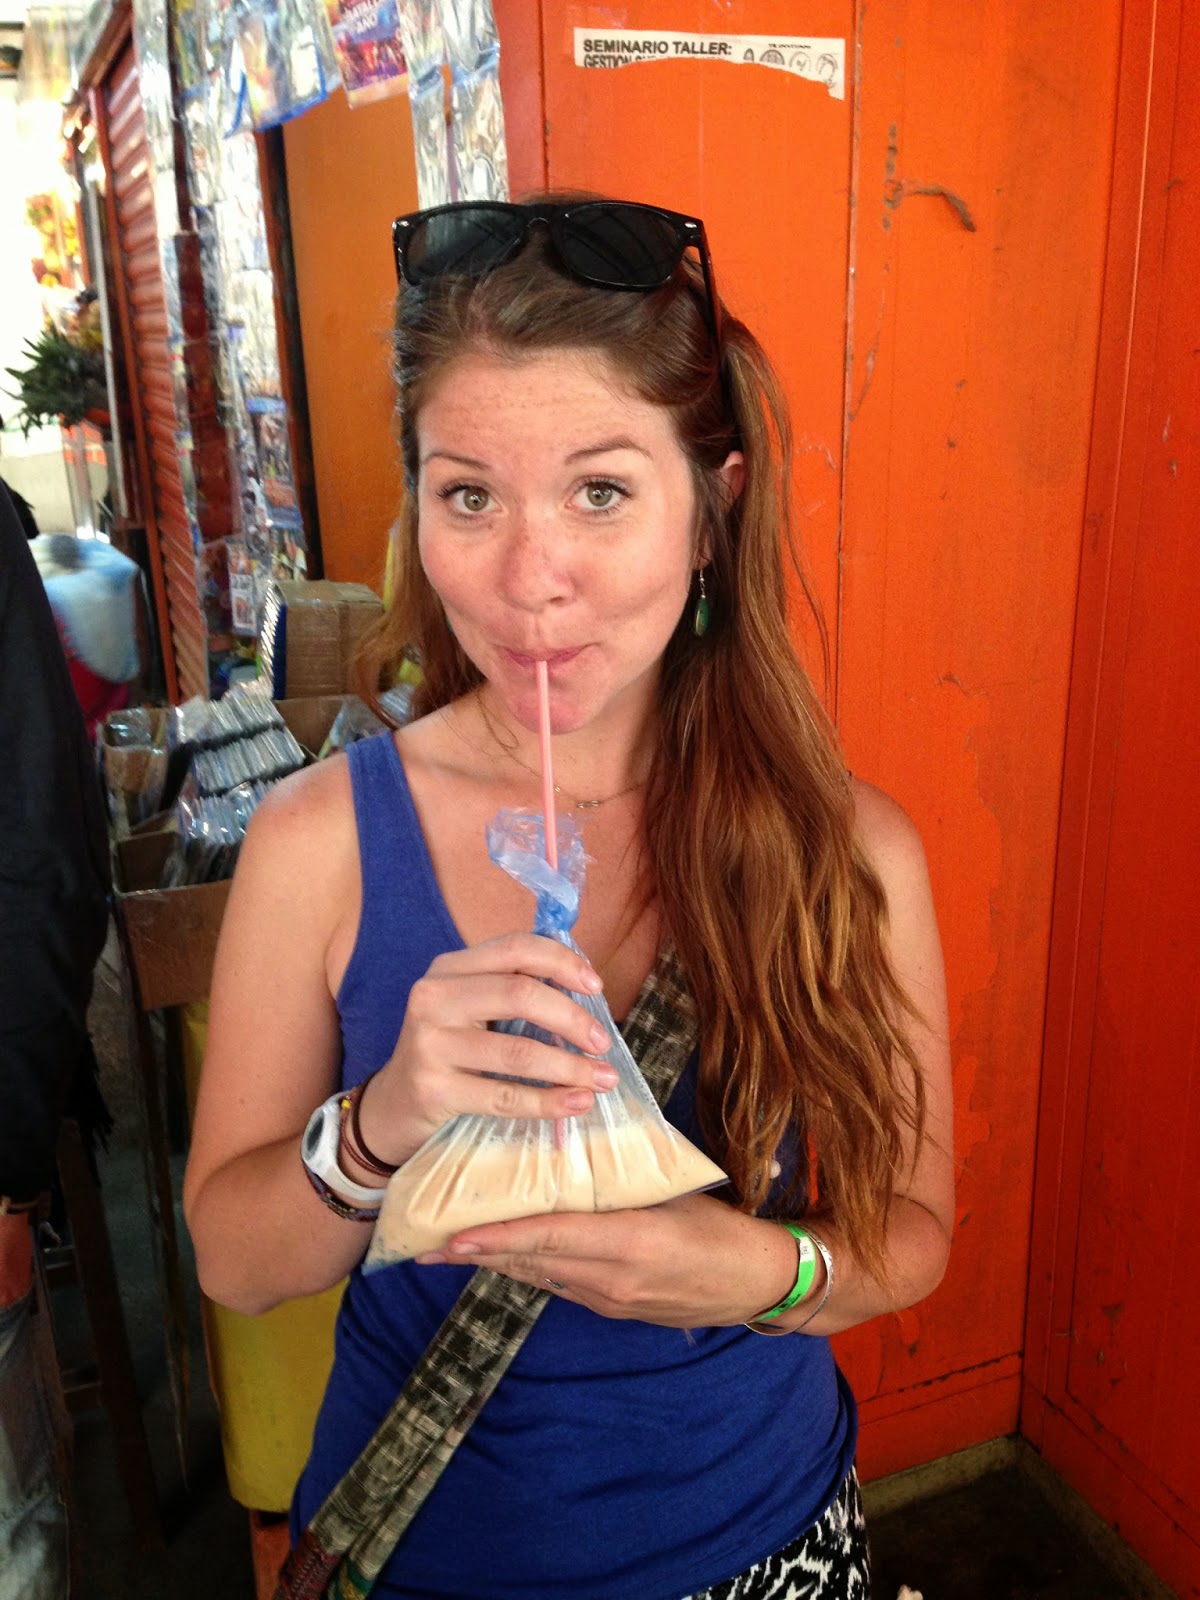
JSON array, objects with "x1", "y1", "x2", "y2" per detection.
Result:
[{"x1": 290, "y1": 732, "x2": 856, "y2": 1599}]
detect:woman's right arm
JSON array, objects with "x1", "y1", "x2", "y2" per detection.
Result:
[{"x1": 183, "y1": 763, "x2": 368, "y2": 1314}]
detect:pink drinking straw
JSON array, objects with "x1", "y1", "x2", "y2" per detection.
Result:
[
  {"x1": 536, "y1": 660, "x2": 558, "y2": 871},
  {"x1": 536, "y1": 661, "x2": 569, "y2": 1152}
]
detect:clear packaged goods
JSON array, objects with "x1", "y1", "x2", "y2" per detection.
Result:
[
  {"x1": 100, "y1": 706, "x2": 169, "y2": 826},
  {"x1": 190, "y1": 725, "x2": 305, "y2": 795},
  {"x1": 161, "y1": 779, "x2": 272, "y2": 886}
]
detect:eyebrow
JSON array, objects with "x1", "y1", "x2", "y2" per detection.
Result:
[
  {"x1": 420, "y1": 437, "x2": 652, "y2": 471},
  {"x1": 566, "y1": 437, "x2": 652, "y2": 462},
  {"x1": 420, "y1": 449, "x2": 492, "y2": 470}
]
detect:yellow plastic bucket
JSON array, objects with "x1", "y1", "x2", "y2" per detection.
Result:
[{"x1": 181, "y1": 1001, "x2": 343, "y2": 1511}]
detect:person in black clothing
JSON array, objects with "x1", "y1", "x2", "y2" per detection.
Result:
[{"x1": 0, "y1": 481, "x2": 111, "y2": 1598}]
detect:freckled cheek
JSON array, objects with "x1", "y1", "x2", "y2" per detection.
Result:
[
  {"x1": 420, "y1": 532, "x2": 488, "y2": 617},
  {"x1": 608, "y1": 561, "x2": 691, "y2": 624},
  {"x1": 585, "y1": 542, "x2": 686, "y2": 606}
]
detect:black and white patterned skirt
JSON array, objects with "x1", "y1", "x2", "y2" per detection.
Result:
[{"x1": 683, "y1": 1468, "x2": 870, "y2": 1600}]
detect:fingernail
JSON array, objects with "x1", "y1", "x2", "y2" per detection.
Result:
[
  {"x1": 580, "y1": 968, "x2": 603, "y2": 992},
  {"x1": 449, "y1": 1239, "x2": 480, "y2": 1255},
  {"x1": 589, "y1": 1024, "x2": 610, "y2": 1051},
  {"x1": 565, "y1": 1091, "x2": 592, "y2": 1112},
  {"x1": 593, "y1": 1066, "x2": 618, "y2": 1090},
  {"x1": 415, "y1": 1253, "x2": 447, "y2": 1265}
]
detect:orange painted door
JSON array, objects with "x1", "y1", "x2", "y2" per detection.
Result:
[
  {"x1": 1023, "y1": 2, "x2": 1200, "y2": 1593},
  {"x1": 497, "y1": 0, "x2": 1122, "y2": 1482},
  {"x1": 281, "y1": 89, "x2": 417, "y2": 588}
]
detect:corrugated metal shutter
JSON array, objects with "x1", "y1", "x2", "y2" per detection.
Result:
[{"x1": 104, "y1": 42, "x2": 208, "y2": 700}]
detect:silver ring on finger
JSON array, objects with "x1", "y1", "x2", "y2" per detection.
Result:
[{"x1": 544, "y1": 1277, "x2": 567, "y2": 1291}]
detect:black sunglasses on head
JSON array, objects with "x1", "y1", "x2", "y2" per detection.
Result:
[{"x1": 391, "y1": 200, "x2": 722, "y2": 344}]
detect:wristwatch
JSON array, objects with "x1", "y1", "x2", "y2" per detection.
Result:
[{"x1": 301, "y1": 1092, "x2": 389, "y2": 1217}]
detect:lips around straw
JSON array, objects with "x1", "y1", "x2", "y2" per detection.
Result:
[{"x1": 536, "y1": 660, "x2": 558, "y2": 871}]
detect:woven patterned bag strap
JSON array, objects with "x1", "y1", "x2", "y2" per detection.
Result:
[{"x1": 274, "y1": 946, "x2": 699, "y2": 1600}]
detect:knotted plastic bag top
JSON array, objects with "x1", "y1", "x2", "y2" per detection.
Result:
[{"x1": 485, "y1": 807, "x2": 585, "y2": 942}]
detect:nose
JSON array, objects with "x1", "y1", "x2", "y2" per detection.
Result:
[{"x1": 498, "y1": 507, "x2": 573, "y2": 611}]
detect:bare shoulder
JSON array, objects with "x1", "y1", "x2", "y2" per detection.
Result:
[
  {"x1": 209, "y1": 748, "x2": 361, "y2": 1015},
  {"x1": 849, "y1": 776, "x2": 945, "y2": 1016},
  {"x1": 849, "y1": 775, "x2": 930, "y2": 890},
  {"x1": 246, "y1": 748, "x2": 353, "y2": 848},
  {"x1": 229, "y1": 749, "x2": 357, "y2": 911}
]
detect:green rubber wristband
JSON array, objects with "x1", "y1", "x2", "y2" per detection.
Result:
[{"x1": 752, "y1": 1225, "x2": 818, "y2": 1323}]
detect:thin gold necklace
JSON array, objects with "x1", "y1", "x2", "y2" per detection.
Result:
[{"x1": 475, "y1": 693, "x2": 647, "y2": 810}]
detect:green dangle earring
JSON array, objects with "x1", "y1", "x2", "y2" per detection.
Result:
[{"x1": 693, "y1": 567, "x2": 711, "y2": 637}]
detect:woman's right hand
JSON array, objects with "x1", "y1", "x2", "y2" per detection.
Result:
[{"x1": 354, "y1": 933, "x2": 618, "y2": 1169}]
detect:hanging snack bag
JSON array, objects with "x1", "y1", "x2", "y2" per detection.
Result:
[{"x1": 365, "y1": 809, "x2": 726, "y2": 1267}]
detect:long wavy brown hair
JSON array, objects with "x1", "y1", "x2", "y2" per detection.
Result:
[{"x1": 357, "y1": 197, "x2": 924, "y2": 1278}]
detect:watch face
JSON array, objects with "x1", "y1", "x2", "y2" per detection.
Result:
[{"x1": 302, "y1": 1103, "x2": 329, "y2": 1162}]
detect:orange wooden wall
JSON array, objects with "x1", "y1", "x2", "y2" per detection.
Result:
[
  {"x1": 281, "y1": 88, "x2": 415, "y2": 589},
  {"x1": 1023, "y1": 1, "x2": 1200, "y2": 1591},
  {"x1": 831, "y1": 0, "x2": 1120, "y2": 1477},
  {"x1": 493, "y1": 0, "x2": 1123, "y2": 1483}
]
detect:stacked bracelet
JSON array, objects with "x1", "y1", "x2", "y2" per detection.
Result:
[
  {"x1": 339, "y1": 1076, "x2": 399, "y2": 1179},
  {"x1": 751, "y1": 1224, "x2": 818, "y2": 1323},
  {"x1": 744, "y1": 1224, "x2": 835, "y2": 1334},
  {"x1": 792, "y1": 1227, "x2": 835, "y2": 1330},
  {"x1": 302, "y1": 1164, "x2": 383, "y2": 1223}
]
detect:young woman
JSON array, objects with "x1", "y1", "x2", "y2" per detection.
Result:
[{"x1": 185, "y1": 197, "x2": 953, "y2": 1599}]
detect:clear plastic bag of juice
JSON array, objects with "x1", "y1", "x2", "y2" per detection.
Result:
[{"x1": 364, "y1": 809, "x2": 726, "y2": 1267}]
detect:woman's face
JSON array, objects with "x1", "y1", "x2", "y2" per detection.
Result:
[{"x1": 416, "y1": 346, "x2": 733, "y2": 736}]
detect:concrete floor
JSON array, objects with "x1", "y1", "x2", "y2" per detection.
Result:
[
  {"x1": 867, "y1": 1458, "x2": 1166, "y2": 1600},
  {"x1": 58, "y1": 932, "x2": 1168, "y2": 1600}
]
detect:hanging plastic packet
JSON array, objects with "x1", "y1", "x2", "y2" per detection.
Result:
[
  {"x1": 441, "y1": 0, "x2": 498, "y2": 75},
  {"x1": 451, "y1": 52, "x2": 507, "y2": 201},
  {"x1": 397, "y1": 0, "x2": 445, "y2": 83},
  {"x1": 321, "y1": 0, "x2": 407, "y2": 108},
  {"x1": 365, "y1": 808, "x2": 726, "y2": 1267},
  {"x1": 234, "y1": 0, "x2": 333, "y2": 131},
  {"x1": 409, "y1": 68, "x2": 452, "y2": 209}
]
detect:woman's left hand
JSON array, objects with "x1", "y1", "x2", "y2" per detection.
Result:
[{"x1": 416, "y1": 1192, "x2": 799, "y2": 1329}]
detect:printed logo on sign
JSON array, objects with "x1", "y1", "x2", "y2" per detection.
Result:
[{"x1": 573, "y1": 29, "x2": 846, "y2": 99}]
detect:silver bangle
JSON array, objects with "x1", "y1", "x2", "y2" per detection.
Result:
[
  {"x1": 744, "y1": 1225, "x2": 835, "y2": 1335},
  {"x1": 792, "y1": 1227, "x2": 834, "y2": 1330}
]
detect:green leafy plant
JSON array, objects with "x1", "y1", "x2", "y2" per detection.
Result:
[{"x1": 3, "y1": 323, "x2": 108, "y2": 436}]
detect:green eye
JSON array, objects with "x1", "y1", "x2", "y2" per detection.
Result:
[
  {"x1": 463, "y1": 487, "x2": 489, "y2": 512},
  {"x1": 584, "y1": 482, "x2": 618, "y2": 508}
]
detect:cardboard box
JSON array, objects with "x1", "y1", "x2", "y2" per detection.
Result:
[
  {"x1": 262, "y1": 580, "x2": 383, "y2": 700},
  {"x1": 112, "y1": 695, "x2": 348, "y2": 1009}
]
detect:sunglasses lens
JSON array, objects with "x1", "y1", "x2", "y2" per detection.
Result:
[
  {"x1": 403, "y1": 207, "x2": 526, "y2": 283},
  {"x1": 557, "y1": 206, "x2": 685, "y2": 288}
]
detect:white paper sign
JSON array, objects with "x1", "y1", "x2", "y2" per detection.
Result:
[{"x1": 574, "y1": 29, "x2": 845, "y2": 100}]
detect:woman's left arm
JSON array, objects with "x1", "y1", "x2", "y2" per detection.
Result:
[
  {"x1": 424, "y1": 786, "x2": 953, "y2": 1334},
  {"x1": 755, "y1": 778, "x2": 955, "y2": 1335}
]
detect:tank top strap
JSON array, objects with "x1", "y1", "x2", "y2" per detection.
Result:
[{"x1": 343, "y1": 731, "x2": 462, "y2": 958}]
